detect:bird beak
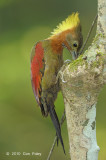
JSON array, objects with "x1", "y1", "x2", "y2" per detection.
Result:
[
  {"x1": 62, "y1": 43, "x2": 78, "y2": 60},
  {"x1": 70, "y1": 51, "x2": 78, "y2": 60}
]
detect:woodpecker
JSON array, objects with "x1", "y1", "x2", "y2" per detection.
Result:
[{"x1": 30, "y1": 13, "x2": 83, "y2": 154}]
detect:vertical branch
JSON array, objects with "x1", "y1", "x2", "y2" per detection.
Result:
[
  {"x1": 97, "y1": 0, "x2": 106, "y2": 34},
  {"x1": 60, "y1": 67, "x2": 103, "y2": 160},
  {"x1": 59, "y1": 0, "x2": 106, "y2": 159}
]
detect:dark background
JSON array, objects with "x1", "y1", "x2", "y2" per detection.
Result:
[{"x1": 0, "y1": 0, "x2": 106, "y2": 159}]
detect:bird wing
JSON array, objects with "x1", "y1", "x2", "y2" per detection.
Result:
[
  {"x1": 30, "y1": 41, "x2": 65, "y2": 153},
  {"x1": 30, "y1": 41, "x2": 45, "y2": 112}
]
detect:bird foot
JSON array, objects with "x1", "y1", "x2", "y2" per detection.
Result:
[
  {"x1": 59, "y1": 70, "x2": 67, "y2": 83},
  {"x1": 64, "y1": 59, "x2": 71, "y2": 64},
  {"x1": 62, "y1": 77, "x2": 67, "y2": 83}
]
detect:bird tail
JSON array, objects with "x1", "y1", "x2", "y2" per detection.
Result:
[{"x1": 48, "y1": 103, "x2": 66, "y2": 154}]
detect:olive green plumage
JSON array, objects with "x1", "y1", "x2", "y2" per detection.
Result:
[{"x1": 30, "y1": 12, "x2": 83, "y2": 154}]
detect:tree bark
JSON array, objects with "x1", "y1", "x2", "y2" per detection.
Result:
[{"x1": 59, "y1": 0, "x2": 106, "y2": 159}]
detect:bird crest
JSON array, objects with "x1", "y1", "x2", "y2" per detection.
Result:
[{"x1": 50, "y1": 12, "x2": 80, "y2": 37}]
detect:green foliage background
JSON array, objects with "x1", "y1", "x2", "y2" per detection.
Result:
[{"x1": 0, "y1": 0, "x2": 106, "y2": 160}]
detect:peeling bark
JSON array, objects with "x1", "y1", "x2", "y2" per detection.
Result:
[{"x1": 59, "y1": 0, "x2": 106, "y2": 159}]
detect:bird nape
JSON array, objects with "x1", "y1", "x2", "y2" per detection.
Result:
[{"x1": 30, "y1": 12, "x2": 83, "y2": 154}]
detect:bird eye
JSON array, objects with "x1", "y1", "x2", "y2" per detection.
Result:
[{"x1": 73, "y1": 43, "x2": 78, "y2": 48}]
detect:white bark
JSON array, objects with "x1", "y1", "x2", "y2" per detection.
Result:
[{"x1": 59, "y1": 0, "x2": 106, "y2": 159}]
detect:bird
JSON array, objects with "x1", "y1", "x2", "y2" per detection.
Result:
[{"x1": 30, "y1": 12, "x2": 83, "y2": 154}]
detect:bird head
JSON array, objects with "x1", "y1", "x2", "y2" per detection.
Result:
[{"x1": 50, "y1": 13, "x2": 83, "y2": 60}]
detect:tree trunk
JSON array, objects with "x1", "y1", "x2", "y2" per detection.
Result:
[{"x1": 59, "y1": 0, "x2": 106, "y2": 159}]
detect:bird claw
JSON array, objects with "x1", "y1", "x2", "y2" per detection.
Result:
[
  {"x1": 64, "y1": 59, "x2": 71, "y2": 64},
  {"x1": 62, "y1": 79, "x2": 67, "y2": 83},
  {"x1": 61, "y1": 72, "x2": 67, "y2": 83}
]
